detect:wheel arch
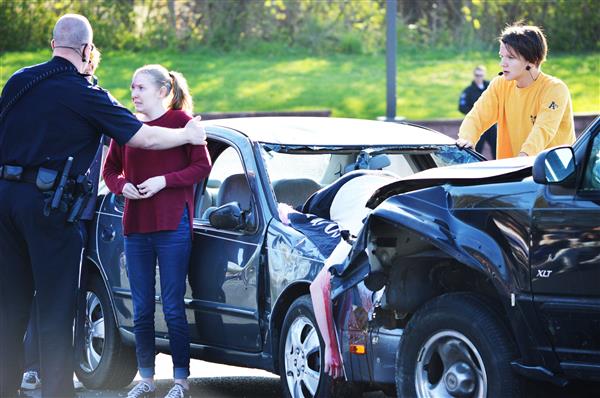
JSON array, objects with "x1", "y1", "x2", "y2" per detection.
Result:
[
  {"x1": 269, "y1": 280, "x2": 311, "y2": 374},
  {"x1": 81, "y1": 256, "x2": 120, "y2": 326},
  {"x1": 366, "y1": 212, "x2": 524, "y2": 349},
  {"x1": 385, "y1": 254, "x2": 506, "y2": 317},
  {"x1": 366, "y1": 205, "x2": 517, "y2": 306}
]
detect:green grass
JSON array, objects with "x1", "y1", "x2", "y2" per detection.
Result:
[{"x1": 1, "y1": 48, "x2": 598, "y2": 120}]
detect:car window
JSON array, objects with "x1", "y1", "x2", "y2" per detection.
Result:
[
  {"x1": 581, "y1": 133, "x2": 600, "y2": 191},
  {"x1": 259, "y1": 145, "x2": 479, "y2": 188},
  {"x1": 261, "y1": 150, "x2": 332, "y2": 184},
  {"x1": 208, "y1": 146, "x2": 245, "y2": 182},
  {"x1": 197, "y1": 146, "x2": 252, "y2": 222}
]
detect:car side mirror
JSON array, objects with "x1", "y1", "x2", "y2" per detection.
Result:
[
  {"x1": 208, "y1": 202, "x2": 250, "y2": 231},
  {"x1": 533, "y1": 146, "x2": 576, "y2": 185}
]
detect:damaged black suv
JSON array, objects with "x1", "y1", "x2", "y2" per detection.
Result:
[{"x1": 337, "y1": 117, "x2": 600, "y2": 397}]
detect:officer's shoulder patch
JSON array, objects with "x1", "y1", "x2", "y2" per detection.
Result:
[{"x1": 105, "y1": 91, "x2": 125, "y2": 107}]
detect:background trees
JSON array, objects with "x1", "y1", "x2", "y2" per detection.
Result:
[{"x1": 1, "y1": 0, "x2": 598, "y2": 53}]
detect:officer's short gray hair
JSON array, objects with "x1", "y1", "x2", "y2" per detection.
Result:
[{"x1": 53, "y1": 14, "x2": 93, "y2": 47}]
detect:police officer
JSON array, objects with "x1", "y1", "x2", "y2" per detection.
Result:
[
  {"x1": 0, "y1": 14, "x2": 206, "y2": 398},
  {"x1": 458, "y1": 65, "x2": 497, "y2": 159}
]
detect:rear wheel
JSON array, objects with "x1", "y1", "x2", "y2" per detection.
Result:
[
  {"x1": 396, "y1": 293, "x2": 522, "y2": 398},
  {"x1": 75, "y1": 275, "x2": 137, "y2": 389}
]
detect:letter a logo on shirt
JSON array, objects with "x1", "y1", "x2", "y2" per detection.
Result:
[{"x1": 548, "y1": 101, "x2": 558, "y2": 110}]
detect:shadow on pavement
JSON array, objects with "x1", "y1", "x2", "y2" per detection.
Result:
[
  {"x1": 21, "y1": 376, "x2": 281, "y2": 398},
  {"x1": 20, "y1": 376, "x2": 598, "y2": 397}
]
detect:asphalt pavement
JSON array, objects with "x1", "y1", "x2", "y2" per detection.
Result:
[{"x1": 18, "y1": 353, "x2": 597, "y2": 398}]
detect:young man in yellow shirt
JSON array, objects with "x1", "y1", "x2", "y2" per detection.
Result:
[{"x1": 456, "y1": 23, "x2": 575, "y2": 159}]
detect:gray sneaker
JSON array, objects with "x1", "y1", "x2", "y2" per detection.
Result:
[
  {"x1": 21, "y1": 371, "x2": 41, "y2": 390},
  {"x1": 127, "y1": 381, "x2": 156, "y2": 398},
  {"x1": 164, "y1": 383, "x2": 190, "y2": 398}
]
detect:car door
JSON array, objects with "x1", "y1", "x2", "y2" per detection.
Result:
[
  {"x1": 531, "y1": 123, "x2": 600, "y2": 365},
  {"x1": 95, "y1": 191, "x2": 141, "y2": 330},
  {"x1": 177, "y1": 137, "x2": 268, "y2": 353}
]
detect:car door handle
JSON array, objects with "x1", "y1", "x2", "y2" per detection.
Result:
[{"x1": 101, "y1": 226, "x2": 116, "y2": 242}]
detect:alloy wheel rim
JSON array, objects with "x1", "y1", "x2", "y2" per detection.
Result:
[
  {"x1": 415, "y1": 330, "x2": 487, "y2": 398},
  {"x1": 80, "y1": 291, "x2": 106, "y2": 372},
  {"x1": 284, "y1": 315, "x2": 322, "y2": 398}
]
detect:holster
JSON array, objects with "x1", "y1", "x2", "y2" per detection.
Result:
[{"x1": 66, "y1": 176, "x2": 93, "y2": 223}]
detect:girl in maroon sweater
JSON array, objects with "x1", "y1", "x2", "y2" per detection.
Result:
[{"x1": 103, "y1": 65, "x2": 210, "y2": 398}]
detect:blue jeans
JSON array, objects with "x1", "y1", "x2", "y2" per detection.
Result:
[{"x1": 124, "y1": 208, "x2": 191, "y2": 380}]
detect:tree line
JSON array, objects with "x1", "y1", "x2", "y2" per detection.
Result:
[{"x1": 1, "y1": 0, "x2": 598, "y2": 53}]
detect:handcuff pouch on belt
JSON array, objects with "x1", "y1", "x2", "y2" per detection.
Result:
[
  {"x1": 1, "y1": 165, "x2": 57, "y2": 188},
  {"x1": 2, "y1": 165, "x2": 24, "y2": 181},
  {"x1": 36, "y1": 167, "x2": 58, "y2": 191}
]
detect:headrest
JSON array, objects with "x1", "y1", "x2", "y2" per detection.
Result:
[
  {"x1": 273, "y1": 178, "x2": 321, "y2": 208},
  {"x1": 217, "y1": 173, "x2": 252, "y2": 210}
]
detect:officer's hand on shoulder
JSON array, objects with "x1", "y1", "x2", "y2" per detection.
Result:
[{"x1": 185, "y1": 116, "x2": 207, "y2": 146}]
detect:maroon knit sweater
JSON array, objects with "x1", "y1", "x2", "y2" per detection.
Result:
[{"x1": 103, "y1": 109, "x2": 211, "y2": 235}]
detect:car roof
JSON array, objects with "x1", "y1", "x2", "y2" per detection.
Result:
[{"x1": 204, "y1": 117, "x2": 455, "y2": 146}]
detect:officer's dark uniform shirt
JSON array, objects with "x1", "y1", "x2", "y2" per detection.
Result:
[{"x1": 0, "y1": 56, "x2": 142, "y2": 175}]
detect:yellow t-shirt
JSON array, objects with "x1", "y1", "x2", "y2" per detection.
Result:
[{"x1": 459, "y1": 73, "x2": 575, "y2": 159}]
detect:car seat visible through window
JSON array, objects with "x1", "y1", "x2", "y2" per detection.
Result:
[
  {"x1": 272, "y1": 178, "x2": 321, "y2": 208},
  {"x1": 217, "y1": 173, "x2": 252, "y2": 211}
]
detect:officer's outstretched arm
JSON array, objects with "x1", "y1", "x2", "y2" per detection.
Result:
[{"x1": 128, "y1": 116, "x2": 207, "y2": 149}]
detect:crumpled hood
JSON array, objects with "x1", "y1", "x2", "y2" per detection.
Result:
[{"x1": 367, "y1": 156, "x2": 535, "y2": 208}]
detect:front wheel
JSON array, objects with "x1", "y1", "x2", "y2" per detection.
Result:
[
  {"x1": 396, "y1": 293, "x2": 522, "y2": 398},
  {"x1": 279, "y1": 295, "x2": 361, "y2": 398}
]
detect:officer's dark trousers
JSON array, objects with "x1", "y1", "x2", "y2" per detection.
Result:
[{"x1": 0, "y1": 181, "x2": 81, "y2": 398}]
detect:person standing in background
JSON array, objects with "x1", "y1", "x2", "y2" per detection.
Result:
[{"x1": 458, "y1": 65, "x2": 497, "y2": 159}]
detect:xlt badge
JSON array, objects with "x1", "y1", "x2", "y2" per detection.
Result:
[{"x1": 536, "y1": 270, "x2": 553, "y2": 278}]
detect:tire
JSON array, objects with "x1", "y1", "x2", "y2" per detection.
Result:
[
  {"x1": 396, "y1": 293, "x2": 522, "y2": 398},
  {"x1": 74, "y1": 275, "x2": 137, "y2": 389},
  {"x1": 279, "y1": 295, "x2": 361, "y2": 398}
]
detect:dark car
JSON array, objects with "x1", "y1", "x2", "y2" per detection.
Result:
[
  {"x1": 334, "y1": 117, "x2": 600, "y2": 397},
  {"x1": 74, "y1": 117, "x2": 481, "y2": 397}
]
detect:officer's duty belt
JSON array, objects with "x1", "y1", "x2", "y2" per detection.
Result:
[{"x1": 0, "y1": 164, "x2": 59, "y2": 191}]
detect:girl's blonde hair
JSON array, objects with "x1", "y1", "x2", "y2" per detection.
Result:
[{"x1": 133, "y1": 64, "x2": 193, "y2": 114}]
